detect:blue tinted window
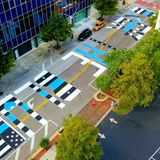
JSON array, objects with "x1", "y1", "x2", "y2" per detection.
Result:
[
  {"x1": 0, "y1": 13, "x2": 6, "y2": 23},
  {"x1": 17, "y1": 35, "x2": 22, "y2": 44},
  {"x1": 22, "y1": 4, "x2": 27, "y2": 14},
  {"x1": 27, "y1": 2, "x2": 32, "y2": 11},
  {"x1": 9, "y1": 0, "x2": 15, "y2": 8},
  {"x1": 7, "y1": 41, "x2": 12, "y2": 48},
  {"x1": 22, "y1": 33, "x2": 27, "y2": 41},
  {"x1": 17, "y1": 6, "x2": 22, "y2": 16},
  {"x1": 6, "y1": 11, "x2": 12, "y2": 21},
  {"x1": 11, "y1": 8, "x2": 17, "y2": 18},
  {"x1": 12, "y1": 38, "x2": 17, "y2": 46},
  {"x1": 0, "y1": 3, "x2": 4, "y2": 13},
  {"x1": 2, "y1": 43, "x2": 7, "y2": 52}
]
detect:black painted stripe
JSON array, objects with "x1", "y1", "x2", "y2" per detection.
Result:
[
  {"x1": 54, "y1": 100, "x2": 61, "y2": 105},
  {"x1": 0, "y1": 147, "x2": 13, "y2": 159},
  {"x1": 132, "y1": 35, "x2": 138, "y2": 41},
  {"x1": 43, "y1": 76, "x2": 57, "y2": 87},
  {"x1": 36, "y1": 72, "x2": 52, "y2": 84},
  {"x1": 141, "y1": 9, "x2": 146, "y2": 14},
  {"x1": 29, "y1": 84, "x2": 35, "y2": 88},
  {"x1": 54, "y1": 82, "x2": 67, "y2": 94},
  {"x1": 0, "y1": 142, "x2": 8, "y2": 150},
  {"x1": 22, "y1": 126, "x2": 29, "y2": 132},
  {"x1": 8, "y1": 97, "x2": 17, "y2": 102},
  {"x1": 136, "y1": 30, "x2": 144, "y2": 35},
  {"x1": 35, "y1": 115, "x2": 42, "y2": 121},
  {"x1": 61, "y1": 87, "x2": 76, "y2": 100}
]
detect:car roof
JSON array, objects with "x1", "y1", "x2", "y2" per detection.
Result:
[{"x1": 96, "y1": 21, "x2": 104, "y2": 25}]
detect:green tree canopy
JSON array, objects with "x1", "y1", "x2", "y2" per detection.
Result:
[
  {"x1": 136, "y1": 30, "x2": 160, "y2": 58},
  {"x1": 0, "y1": 45, "x2": 15, "y2": 78},
  {"x1": 40, "y1": 13, "x2": 73, "y2": 47},
  {"x1": 96, "y1": 74, "x2": 111, "y2": 91},
  {"x1": 148, "y1": 11, "x2": 158, "y2": 29},
  {"x1": 56, "y1": 116, "x2": 103, "y2": 160},
  {"x1": 39, "y1": 137, "x2": 49, "y2": 148},
  {"x1": 111, "y1": 52, "x2": 157, "y2": 109},
  {"x1": 104, "y1": 49, "x2": 135, "y2": 78},
  {"x1": 93, "y1": 0, "x2": 118, "y2": 17}
]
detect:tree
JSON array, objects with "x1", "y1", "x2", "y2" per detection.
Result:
[
  {"x1": 56, "y1": 116, "x2": 103, "y2": 160},
  {"x1": 136, "y1": 30, "x2": 160, "y2": 58},
  {"x1": 93, "y1": 0, "x2": 118, "y2": 17},
  {"x1": 40, "y1": 13, "x2": 73, "y2": 48},
  {"x1": 40, "y1": 137, "x2": 49, "y2": 148},
  {"x1": 111, "y1": 52, "x2": 157, "y2": 109},
  {"x1": 96, "y1": 74, "x2": 111, "y2": 91},
  {"x1": 104, "y1": 49, "x2": 134, "y2": 78},
  {"x1": 148, "y1": 11, "x2": 158, "y2": 29},
  {"x1": 0, "y1": 45, "x2": 15, "y2": 78}
]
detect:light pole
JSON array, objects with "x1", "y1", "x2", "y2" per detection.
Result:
[{"x1": 63, "y1": 14, "x2": 74, "y2": 24}]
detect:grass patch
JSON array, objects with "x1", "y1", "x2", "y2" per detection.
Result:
[{"x1": 113, "y1": 105, "x2": 133, "y2": 115}]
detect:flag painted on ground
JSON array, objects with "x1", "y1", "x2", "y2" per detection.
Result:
[{"x1": 0, "y1": 117, "x2": 25, "y2": 159}]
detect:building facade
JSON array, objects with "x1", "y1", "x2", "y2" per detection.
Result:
[{"x1": 0, "y1": 0, "x2": 92, "y2": 59}]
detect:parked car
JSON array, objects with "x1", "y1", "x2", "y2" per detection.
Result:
[
  {"x1": 93, "y1": 21, "x2": 105, "y2": 31},
  {"x1": 78, "y1": 29, "x2": 92, "y2": 41}
]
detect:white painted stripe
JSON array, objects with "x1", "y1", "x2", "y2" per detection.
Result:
[
  {"x1": 142, "y1": 26, "x2": 151, "y2": 33},
  {"x1": 39, "y1": 74, "x2": 55, "y2": 86},
  {"x1": 59, "y1": 103, "x2": 65, "y2": 109},
  {"x1": 65, "y1": 89, "x2": 81, "y2": 101},
  {"x1": 73, "y1": 51, "x2": 90, "y2": 63},
  {"x1": 0, "y1": 145, "x2": 11, "y2": 156},
  {"x1": 81, "y1": 60, "x2": 88, "y2": 65},
  {"x1": 56, "y1": 84, "x2": 72, "y2": 97},
  {"x1": 61, "y1": 51, "x2": 73, "y2": 60},
  {"x1": 14, "y1": 99, "x2": 21, "y2": 105},
  {"x1": 132, "y1": 7, "x2": 139, "y2": 12},
  {"x1": 17, "y1": 123, "x2": 25, "y2": 129},
  {"x1": 0, "y1": 94, "x2": 13, "y2": 106},
  {"x1": 115, "y1": 17, "x2": 125, "y2": 23},
  {"x1": 14, "y1": 82, "x2": 32, "y2": 95},
  {"x1": 106, "y1": 26, "x2": 115, "y2": 29},
  {"x1": 111, "y1": 22, "x2": 117, "y2": 25},
  {"x1": 30, "y1": 134, "x2": 35, "y2": 152},
  {"x1": 31, "y1": 112, "x2": 38, "y2": 118},
  {"x1": 1, "y1": 109, "x2": 7, "y2": 115},
  {"x1": 26, "y1": 130, "x2": 34, "y2": 137},
  {"x1": 93, "y1": 67, "x2": 106, "y2": 77},
  {"x1": 136, "y1": 34, "x2": 143, "y2": 40},
  {"x1": 49, "y1": 97, "x2": 57, "y2": 103},
  {"x1": 15, "y1": 147, "x2": 20, "y2": 160},
  {"x1": 44, "y1": 121, "x2": 48, "y2": 137},
  {"x1": 32, "y1": 86, "x2": 39, "y2": 91},
  {"x1": 39, "y1": 118, "x2": 47, "y2": 125},
  {"x1": 137, "y1": 8, "x2": 144, "y2": 14},
  {"x1": 34, "y1": 70, "x2": 48, "y2": 82},
  {"x1": 0, "y1": 139, "x2": 5, "y2": 146}
]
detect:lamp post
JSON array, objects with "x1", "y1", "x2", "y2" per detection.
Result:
[{"x1": 63, "y1": 14, "x2": 74, "y2": 24}]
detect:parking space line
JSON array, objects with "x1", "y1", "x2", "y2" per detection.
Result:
[{"x1": 149, "y1": 147, "x2": 160, "y2": 160}]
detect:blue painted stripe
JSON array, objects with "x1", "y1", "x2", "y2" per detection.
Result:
[
  {"x1": 6, "y1": 113, "x2": 17, "y2": 122},
  {"x1": 143, "y1": 10, "x2": 152, "y2": 16},
  {"x1": 123, "y1": 21, "x2": 137, "y2": 32},
  {"x1": 0, "y1": 123, "x2": 9, "y2": 134},
  {"x1": 48, "y1": 78, "x2": 64, "y2": 91},
  {"x1": 20, "y1": 104, "x2": 30, "y2": 112},
  {"x1": 83, "y1": 43, "x2": 105, "y2": 55},
  {"x1": 74, "y1": 48, "x2": 106, "y2": 66},
  {"x1": 38, "y1": 90, "x2": 48, "y2": 98},
  {"x1": 4, "y1": 102, "x2": 16, "y2": 111}
]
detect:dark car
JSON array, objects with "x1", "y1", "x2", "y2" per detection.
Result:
[{"x1": 78, "y1": 29, "x2": 92, "y2": 41}]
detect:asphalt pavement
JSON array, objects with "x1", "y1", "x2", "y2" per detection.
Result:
[{"x1": 98, "y1": 95, "x2": 160, "y2": 160}]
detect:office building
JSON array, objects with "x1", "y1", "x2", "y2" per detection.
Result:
[{"x1": 0, "y1": 0, "x2": 92, "y2": 59}]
